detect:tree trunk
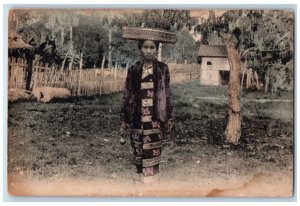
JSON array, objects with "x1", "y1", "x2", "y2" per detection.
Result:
[
  {"x1": 68, "y1": 57, "x2": 74, "y2": 70},
  {"x1": 69, "y1": 25, "x2": 73, "y2": 45},
  {"x1": 254, "y1": 70, "x2": 260, "y2": 90},
  {"x1": 101, "y1": 55, "x2": 105, "y2": 75},
  {"x1": 240, "y1": 59, "x2": 247, "y2": 89},
  {"x1": 264, "y1": 68, "x2": 269, "y2": 93},
  {"x1": 68, "y1": 52, "x2": 74, "y2": 71},
  {"x1": 68, "y1": 25, "x2": 74, "y2": 71},
  {"x1": 246, "y1": 68, "x2": 253, "y2": 89},
  {"x1": 224, "y1": 38, "x2": 241, "y2": 145},
  {"x1": 61, "y1": 27, "x2": 65, "y2": 45},
  {"x1": 158, "y1": 43, "x2": 162, "y2": 61},
  {"x1": 108, "y1": 27, "x2": 112, "y2": 68},
  {"x1": 61, "y1": 53, "x2": 67, "y2": 72}
]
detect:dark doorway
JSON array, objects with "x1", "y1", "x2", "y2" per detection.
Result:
[{"x1": 219, "y1": 70, "x2": 230, "y2": 85}]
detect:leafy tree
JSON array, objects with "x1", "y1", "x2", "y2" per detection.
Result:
[
  {"x1": 163, "y1": 26, "x2": 198, "y2": 64},
  {"x1": 111, "y1": 26, "x2": 141, "y2": 67},
  {"x1": 73, "y1": 14, "x2": 108, "y2": 68},
  {"x1": 10, "y1": 9, "x2": 199, "y2": 68},
  {"x1": 198, "y1": 9, "x2": 294, "y2": 144},
  {"x1": 124, "y1": 9, "x2": 191, "y2": 30},
  {"x1": 200, "y1": 10, "x2": 243, "y2": 145}
]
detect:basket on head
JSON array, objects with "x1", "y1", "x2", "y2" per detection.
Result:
[{"x1": 122, "y1": 27, "x2": 177, "y2": 44}]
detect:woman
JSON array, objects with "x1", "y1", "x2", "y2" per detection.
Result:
[{"x1": 120, "y1": 27, "x2": 176, "y2": 184}]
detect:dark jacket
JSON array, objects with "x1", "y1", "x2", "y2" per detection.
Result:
[{"x1": 120, "y1": 59, "x2": 174, "y2": 126}]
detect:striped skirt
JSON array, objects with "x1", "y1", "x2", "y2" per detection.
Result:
[{"x1": 130, "y1": 125, "x2": 163, "y2": 184}]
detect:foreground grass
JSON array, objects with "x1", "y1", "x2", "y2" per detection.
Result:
[{"x1": 7, "y1": 80, "x2": 294, "y2": 196}]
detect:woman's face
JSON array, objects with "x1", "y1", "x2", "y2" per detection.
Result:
[{"x1": 141, "y1": 40, "x2": 157, "y2": 60}]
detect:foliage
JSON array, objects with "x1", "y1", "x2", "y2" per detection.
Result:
[
  {"x1": 72, "y1": 14, "x2": 108, "y2": 68},
  {"x1": 198, "y1": 9, "x2": 294, "y2": 93},
  {"x1": 269, "y1": 60, "x2": 293, "y2": 94},
  {"x1": 10, "y1": 9, "x2": 197, "y2": 68},
  {"x1": 124, "y1": 9, "x2": 191, "y2": 31},
  {"x1": 163, "y1": 26, "x2": 198, "y2": 64}
]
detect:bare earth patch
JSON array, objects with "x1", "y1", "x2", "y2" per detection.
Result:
[{"x1": 7, "y1": 81, "x2": 294, "y2": 197}]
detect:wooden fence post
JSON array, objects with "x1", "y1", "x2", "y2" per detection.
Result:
[
  {"x1": 33, "y1": 61, "x2": 38, "y2": 89},
  {"x1": 241, "y1": 59, "x2": 247, "y2": 90}
]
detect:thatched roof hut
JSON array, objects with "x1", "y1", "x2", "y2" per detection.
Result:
[{"x1": 8, "y1": 32, "x2": 32, "y2": 50}]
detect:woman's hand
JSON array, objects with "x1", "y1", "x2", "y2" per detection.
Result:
[
  {"x1": 120, "y1": 122, "x2": 128, "y2": 132},
  {"x1": 119, "y1": 122, "x2": 128, "y2": 145},
  {"x1": 166, "y1": 120, "x2": 174, "y2": 133}
]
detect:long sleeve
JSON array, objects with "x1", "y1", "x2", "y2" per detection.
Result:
[{"x1": 165, "y1": 65, "x2": 174, "y2": 121}]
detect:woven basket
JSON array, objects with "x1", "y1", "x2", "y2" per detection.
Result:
[{"x1": 122, "y1": 27, "x2": 177, "y2": 44}]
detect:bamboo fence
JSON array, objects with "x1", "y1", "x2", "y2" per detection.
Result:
[
  {"x1": 8, "y1": 58, "x2": 201, "y2": 96},
  {"x1": 8, "y1": 57, "x2": 28, "y2": 89},
  {"x1": 168, "y1": 63, "x2": 201, "y2": 84}
]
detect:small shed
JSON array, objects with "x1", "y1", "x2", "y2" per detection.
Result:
[
  {"x1": 198, "y1": 44, "x2": 230, "y2": 85},
  {"x1": 8, "y1": 32, "x2": 32, "y2": 50},
  {"x1": 8, "y1": 31, "x2": 33, "y2": 59}
]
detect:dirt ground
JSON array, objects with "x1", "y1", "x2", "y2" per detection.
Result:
[{"x1": 7, "y1": 81, "x2": 294, "y2": 197}]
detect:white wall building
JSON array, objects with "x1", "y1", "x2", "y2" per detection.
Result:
[{"x1": 198, "y1": 45, "x2": 230, "y2": 86}]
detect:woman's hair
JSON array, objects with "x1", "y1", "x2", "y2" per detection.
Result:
[{"x1": 138, "y1": 40, "x2": 159, "y2": 50}]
